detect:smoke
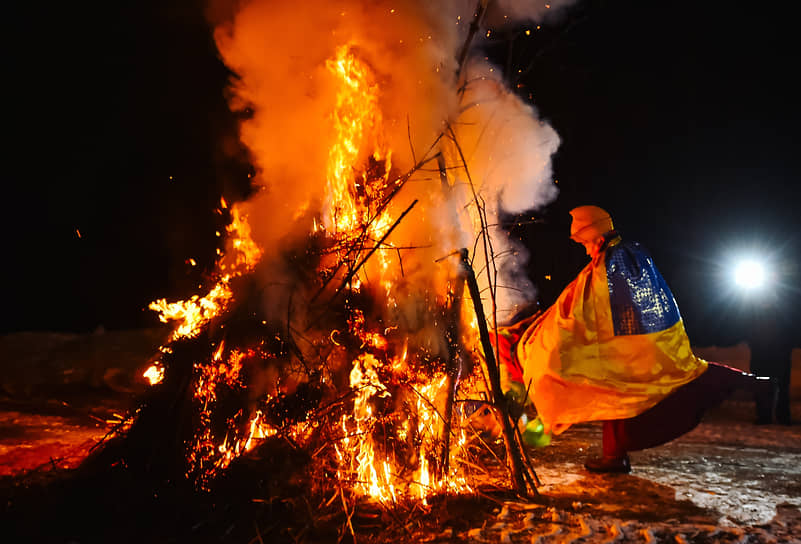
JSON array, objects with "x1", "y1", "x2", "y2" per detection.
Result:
[
  {"x1": 208, "y1": 0, "x2": 566, "y2": 322},
  {"x1": 442, "y1": 57, "x2": 559, "y2": 316},
  {"x1": 485, "y1": 0, "x2": 578, "y2": 26}
]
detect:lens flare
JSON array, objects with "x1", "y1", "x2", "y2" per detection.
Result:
[{"x1": 733, "y1": 259, "x2": 766, "y2": 289}]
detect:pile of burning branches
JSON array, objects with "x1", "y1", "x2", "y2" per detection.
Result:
[
  {"x1": 95, "y1": 144, "x2": 538, "y2": 498},
  {"x1": 81, "y1": 17, "x2": 543, "y2": 540}
]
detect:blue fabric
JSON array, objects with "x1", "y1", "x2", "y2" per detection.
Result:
[{"x1": 605, "y1": 241, "x2": 680, "y2": 336}]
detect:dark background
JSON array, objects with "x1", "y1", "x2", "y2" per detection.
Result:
[{"x1": 5, "y1": 0, "x2": 799, "y2": 347}]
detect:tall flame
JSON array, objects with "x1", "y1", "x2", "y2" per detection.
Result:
[
  {"x1": 324, "y1": 44, "x2": 393, "y2": 237},
  {"x1": 322, "y1": 46, "x2": 473, "y2": 503},
  {"x1": 145, "y1": 43, "x2": 479, "y2": 500}
]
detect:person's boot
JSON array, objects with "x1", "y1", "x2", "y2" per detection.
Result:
[{"x1": 584, "y1": 454, "x2": 631, "y2": 474}]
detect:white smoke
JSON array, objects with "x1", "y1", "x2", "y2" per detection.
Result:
[
  {"x1": 208, "y1": 0, "x2": 568, "y2": 322},
  {"x1": 441, "y1": 57, "x2": 559, "y2": 318}
]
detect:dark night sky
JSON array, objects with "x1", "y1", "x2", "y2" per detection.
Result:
[{"x1": 5, "y1": 1, "x2": 800, "y2": 346}]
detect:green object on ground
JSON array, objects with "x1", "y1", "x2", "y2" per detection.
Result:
[{"x1": 522, "y1": 416, "x2": 551, "y2": 447}]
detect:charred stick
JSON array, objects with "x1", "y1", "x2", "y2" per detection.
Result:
[
  {"x1": 438, "y1": 152, "x2": 449, "y2": 191},
  {"x1": 456, "y1": 0, "x2": 492, "y2": 82},
  {"x1": 312, "y1": 199, "x2": 419, "y2": 319},
  {"x1": 439, "y1": 357, "x2": 457, "y2": 479},
  {"x1": 437, "y1": 149, "x2": 470, "y2": 478},
  {"x1": 436, "y1": 150, "x2": 462, "y2": 479},
  {"x1": 515, "y1": 377, "x2": 542, "y2": 487},
  {"x1": 252, "y1": 521, "x2": 266, "y2": 544},
  {"x1": 339, "y1": 486, "x2": 357, "y2": 543},
  {"x1": 459, "y1": 248, "x2": 530, "y2": 496},
  {"x1": 513, "y1": 423, "x2": 542, "y2": 488},
  {"x1": 407, "y1": 115, "x2": 417, "y2": 165},
  {"x1": 395, "y1": 246, "x2": 405, "y2": 277},
  {"x1": 309, "y1": 152, "x2": 440, "y2": 305}
]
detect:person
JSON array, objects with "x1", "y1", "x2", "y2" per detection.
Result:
[
  {"x1": 496, "y1": 205, "x2": 768, "y2": 473},
  {"x1": 747, "y1": 301, "x2": 795, "y2": 425}
]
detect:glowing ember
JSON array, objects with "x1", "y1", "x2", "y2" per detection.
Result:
[{"x1": 142, "y1": 363, "x2": 164, "y2": 385}]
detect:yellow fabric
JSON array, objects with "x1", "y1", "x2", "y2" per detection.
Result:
[{"x1": 516, "y1": 251, "x2": 708, "y2": 435}]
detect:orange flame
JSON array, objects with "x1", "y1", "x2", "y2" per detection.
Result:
[
  {"x1": 144, "y1": 43, "x2": 479, "y2": 500},
  {"x1": 149, "y1": 204, "x2": 262, "y2": 344},
  {"x1": 324, "y1": 45, "x2": 394, "y2": 242}
]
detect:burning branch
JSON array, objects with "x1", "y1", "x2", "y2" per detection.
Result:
[
  {"x1": 456, "y1": 0, "x2": 493, "y2": 82},
  {"x1": 458, "y1": 249, "x2": 538, "y2": 497},
  {"x1": 309, "y1": 149, "x2": 441, "y2": 307},
  {"x1": 440, "y1": 119, "x2": 539, "y2": 496},
  {"x1": 312, "y1": 198, "x2": 419, "y2": 315}
]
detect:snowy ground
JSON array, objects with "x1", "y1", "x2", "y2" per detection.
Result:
[
  {"x1": 1, "y1": 330, "x2": 799, "y2": 542},
  {"x1": 528, "y1": 406, "x2": 801, "y2": 541}
]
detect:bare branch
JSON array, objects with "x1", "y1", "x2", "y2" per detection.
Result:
[{"x1": 456, "y1": 0, "x2": 494, "y2": 83}]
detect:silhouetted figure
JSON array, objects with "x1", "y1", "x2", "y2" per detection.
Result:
[{"x1": 748, "y1": 304, "x2": 795, "y2": 425}]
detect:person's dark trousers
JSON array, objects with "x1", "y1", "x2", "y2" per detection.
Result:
[
  {"x1": 754, "y1": 379, "x2": 776, "y2": 424},
  {"x1": 752, "y1": 357, "x2": 792, "y2": 424},
  {"x1": 775, "y1": 362, "x2": 792, "y2": 424},
  {"x1": 602, "y1": 362, "x2": 759, "y2": 458}
]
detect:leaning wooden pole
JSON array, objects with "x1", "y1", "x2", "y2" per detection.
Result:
[{"x1": 458, "y1": 248, "x2": 533, "y2": 496}]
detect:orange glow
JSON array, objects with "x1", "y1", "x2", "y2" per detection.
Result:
[{"x1": 335, "y1": 350, "x2": 473, "y2": 503}]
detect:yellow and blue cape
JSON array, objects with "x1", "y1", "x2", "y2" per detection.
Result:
[{"x1": 516, "y1": 237, "x2": 707, "y2": 434}]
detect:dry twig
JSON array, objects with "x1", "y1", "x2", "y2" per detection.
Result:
[{"x1": 340, "y1": 486, "x2": 357, "y2": 543}]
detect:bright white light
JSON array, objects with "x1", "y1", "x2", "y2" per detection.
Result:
[{"x1": 733, "y1": 259, "x2": 766, "y2": 289}]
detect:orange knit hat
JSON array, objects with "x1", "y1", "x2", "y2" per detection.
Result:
[{"x1": 569, "y1": 206, "x2": 614, "y2": 242}]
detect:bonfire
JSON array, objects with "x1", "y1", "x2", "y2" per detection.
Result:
[{"x1": 79, "y1": 1, "x2": 562, "y2": 539}]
